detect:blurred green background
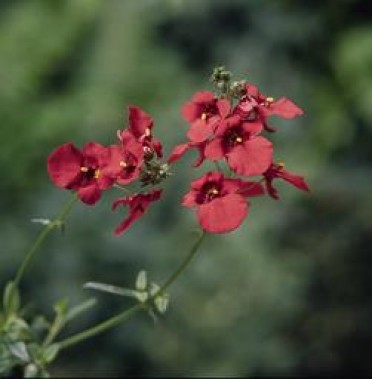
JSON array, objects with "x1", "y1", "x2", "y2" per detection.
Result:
[{"x1": 1, "y1": 0, "x2": 372, "y2": 376}]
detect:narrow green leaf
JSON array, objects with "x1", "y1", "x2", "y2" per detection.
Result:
[
  {"x1": 84, "y1": 282, "x2": 136, "y2": 298},
  {"x1": 66, "y1": 298, "x2": 97, "y2": 322},
  {"x1": 135, "y1": 271, "x2": 147, "y2": 291},
  {"x1": 42, "y1": 343, "x2": 60, "y2": 364},
  {"x1": 3, "y1": 282, "x2": 20, "y2": 315},
  {"x1": 8, "y1": 341, "x2": 29, "y2": 363},
  {"x1": 53, "y1": 298, "x2": 69, "y2": 317}
]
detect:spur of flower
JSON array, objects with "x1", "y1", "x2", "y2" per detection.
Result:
[
  {"x1": 263, "y1": 162, "x2": 309, "y2": 199},
  {"x1": 112, "y1": 189, "x2": 163, "y2": 235}
]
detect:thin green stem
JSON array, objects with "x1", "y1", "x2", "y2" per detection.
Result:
[
  {"x1": 14, "y1": 193, "x2": 77, "y2": 287},
  {"x1": 58, "y1": 231, "x2": 206, "y2": 351}
]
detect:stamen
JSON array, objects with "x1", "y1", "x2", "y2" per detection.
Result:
[
  {"x1": 119, "y1": 160, "x2": 127, "y2": 168},
  {"x1": 277, "y1": 161, "x2": 285, "y2": 169},
  {"x1": 145, "y1": 128, "x2": 151, "y2": 137},
  {"x1": 235, "y1": 136, "x2": 243, "y2": 143},
  {"x1": 94, "y1": 169, "x2": 100, "y2": 179},
  {"x1": 201, "y1": 112, "x2": 207, "y2": 121},
  {"x1": 80, "y1": 166, "x2": 88, "y2": 173},
  {"x1": 211, "y1": 188, "x2": 219, "y2": 195},
  {"x1": 266, "y1": 96, "x2": 274, "y2": 103}
]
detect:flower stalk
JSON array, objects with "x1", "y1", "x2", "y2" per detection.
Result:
[
  {"x1": 58, "y1": 231, "x2": 206, "y2": 350},
  {"x1": 14, "y1": 193, "x2": 77, "y2": 287}
]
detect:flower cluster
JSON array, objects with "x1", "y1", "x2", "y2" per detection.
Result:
[
  {"x1": 168, "y1": 66, "x2": 309, "y2": 233},
  {"x1": 47, "y1": 66, "x2": 309, "y2": 235},
  {"x1": 47, "y1": 106, "x2": 168, "y2": 235}
]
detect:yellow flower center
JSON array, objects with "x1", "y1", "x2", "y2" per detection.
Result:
[{"x1": 94, "y1": 169, "x2": 100, "y2": 179}]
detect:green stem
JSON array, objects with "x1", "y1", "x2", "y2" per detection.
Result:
[
  {"x1": 14, "y1": 193, "x2": 77, "y2": 287},
  {"x1": 58, "y1": 231, "x2": 206, "y2": 350}
]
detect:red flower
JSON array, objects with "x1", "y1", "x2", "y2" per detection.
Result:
[
  {"x1": 182, "y1": 91, "x2": 230, "y2": 143},
  {"x1": 47, "y1": 142, "x2": 112, "y2": 205},
  {"x1": 235, "y1": 84, "x2": 303, "y2": 132},
  {"x1": 112, "y1": 189, "x2": 162, "y2": 235},
  {"x1": 263, "y1": 162, "x2": 309, "y2": 199},
  {"x1": 182, "y1": 171, "x2": 264, "y2": 233},
  {"x1": 205, "y1": 115, "x2": 273, "y2": 176},
  {"x1": 168, "y1": 141, "x2": 207, "y2": 167},
  {"x1": 101, "y1": 132, "x2": 144, "y2": 185},
  {"x1": 118, "y1": 106, "x2": 163, "y2": 158}
]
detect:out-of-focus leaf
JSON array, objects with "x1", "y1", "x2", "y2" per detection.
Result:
[
  {"x1": 136, "y1": 271, "x2": 147, "y2": 292},
  {"x1": 8, "y1": 341, "x2": 29, "y2": 363},
  {"x1": 3, "y1": 282, "x2": 20, "y2": 316},
  {"x1": 84, "y1": 282, "x2": 137, "y2": 298},
  {"x1": 65, "y1": 298, "x2": 97, "y2": 322},
  {"x1": 42, "y1": 343, "x2": 59, "y2": 364}
]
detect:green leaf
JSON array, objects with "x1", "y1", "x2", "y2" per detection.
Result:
[
  {"x1": 84, "y1": 282, "x2": 136, "y2": 298},
  {"x1": 3, "y1": 282, "x2": 20, "y2": 316},
  {"x1": 42, "y1": 343, "x2": 59, "y2": 364},
  {"x1": 154, "y1": 294, "x2": 170, "y2": 314},
  {"x1": 135, "y1": 271, "x2": 147, "y2": 292},
  {"x1": 6, "y1": 316, "x2": 31, "y2": 340},
  {"x1": 53, "y1": 298, "x2": 69, "y2": 317},
  {"x1": 8, "y1": 341, "x2": 29, "y2": 363},
  {"x1": 65, "y1": 298, "x2": 97, "y2": 322}
]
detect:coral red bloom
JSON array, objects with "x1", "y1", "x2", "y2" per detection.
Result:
[
  {"x1": 205, "y1": 115, "x2": 273, "y2": 176},
  {"x1": 182, "y1": 91, "x2": 230, "y2": 143},
  {"x1": 182, "y1": 171, "x2": 264, "y2": 233},
  {"x1": 263, "y1": 162, "x2": 309, "y2": 199},
  {"x1": 101, "y1": 132, "x2": 144, "y2": 185},
  {"x1": 118, "y1": 106, "x2": 163, "y2": 158},
  {"x1": 235, "y1": 84, "x2": 303, "y2": 132},
  {"x1": 47, "y1": 142, "x2": 112, "y2": 205},
  {"x1": 168, "y1": 141, "x2": 207, "y2": 167},
  {"x1": 112, "y1": 189, "x2": 162, "y2": 235}
]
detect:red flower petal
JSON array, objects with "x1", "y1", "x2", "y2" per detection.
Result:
[
  {"x1": 191, "y1": 91, "x2": 215, "y2": 103},
  {"x1": 242, "y1": 120, "x2": 263, "y2": 136},
  {"x1": 47, "y1": 143, "x2": 83, "y2": 189},
  {"x1": 246, "y1": 84, "x2": 260, "y2": 98},
  {"x1": 187, "y1": 119, "x2": 214, "y2": 143},
  {"x1": 181, "y1": 101, "x2": 200, "y2": 123},
  {"x1": 279, "y1": 169, "x2": 310, "y2": 192},
  {"x1": 77, "y1": 183, "x2": 101, "y2": 205},
  {"x1": 227, "y1": 137, "x2": 273, "y2": 176},
  {"x1": 82, "y1": 142, "x2": 107, "y2": 158},
  {"x1": 152, "y1": 139, "x2": 163, "y2": 158},
  {"x1": 113, "y1": 189, "x2": 162, "y2": 235},
  {"x1": 128, "y1": 106, "x2": 153, "y2": 138},
  {"x1": 197, "y1": 194, "x2": 248, "y2": 233},
  {"x1": 168, "y1": 143, "x2": 192, "y2": 164},
  {"x1": 264, "y1": 97, "x2": 304, "y2": 119},
  {"x1": 237, "y1": 181, "x2": 265, "y2": 197},
  {"x1": 192, "y1": 142, "x2": 207, "y2": 167},
  {"x1": 204, "y1": 137, "x2": 225, "y2": 161},
  {"x1": 216, "y1": 98, "x2": 231, "y2": 118}
]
